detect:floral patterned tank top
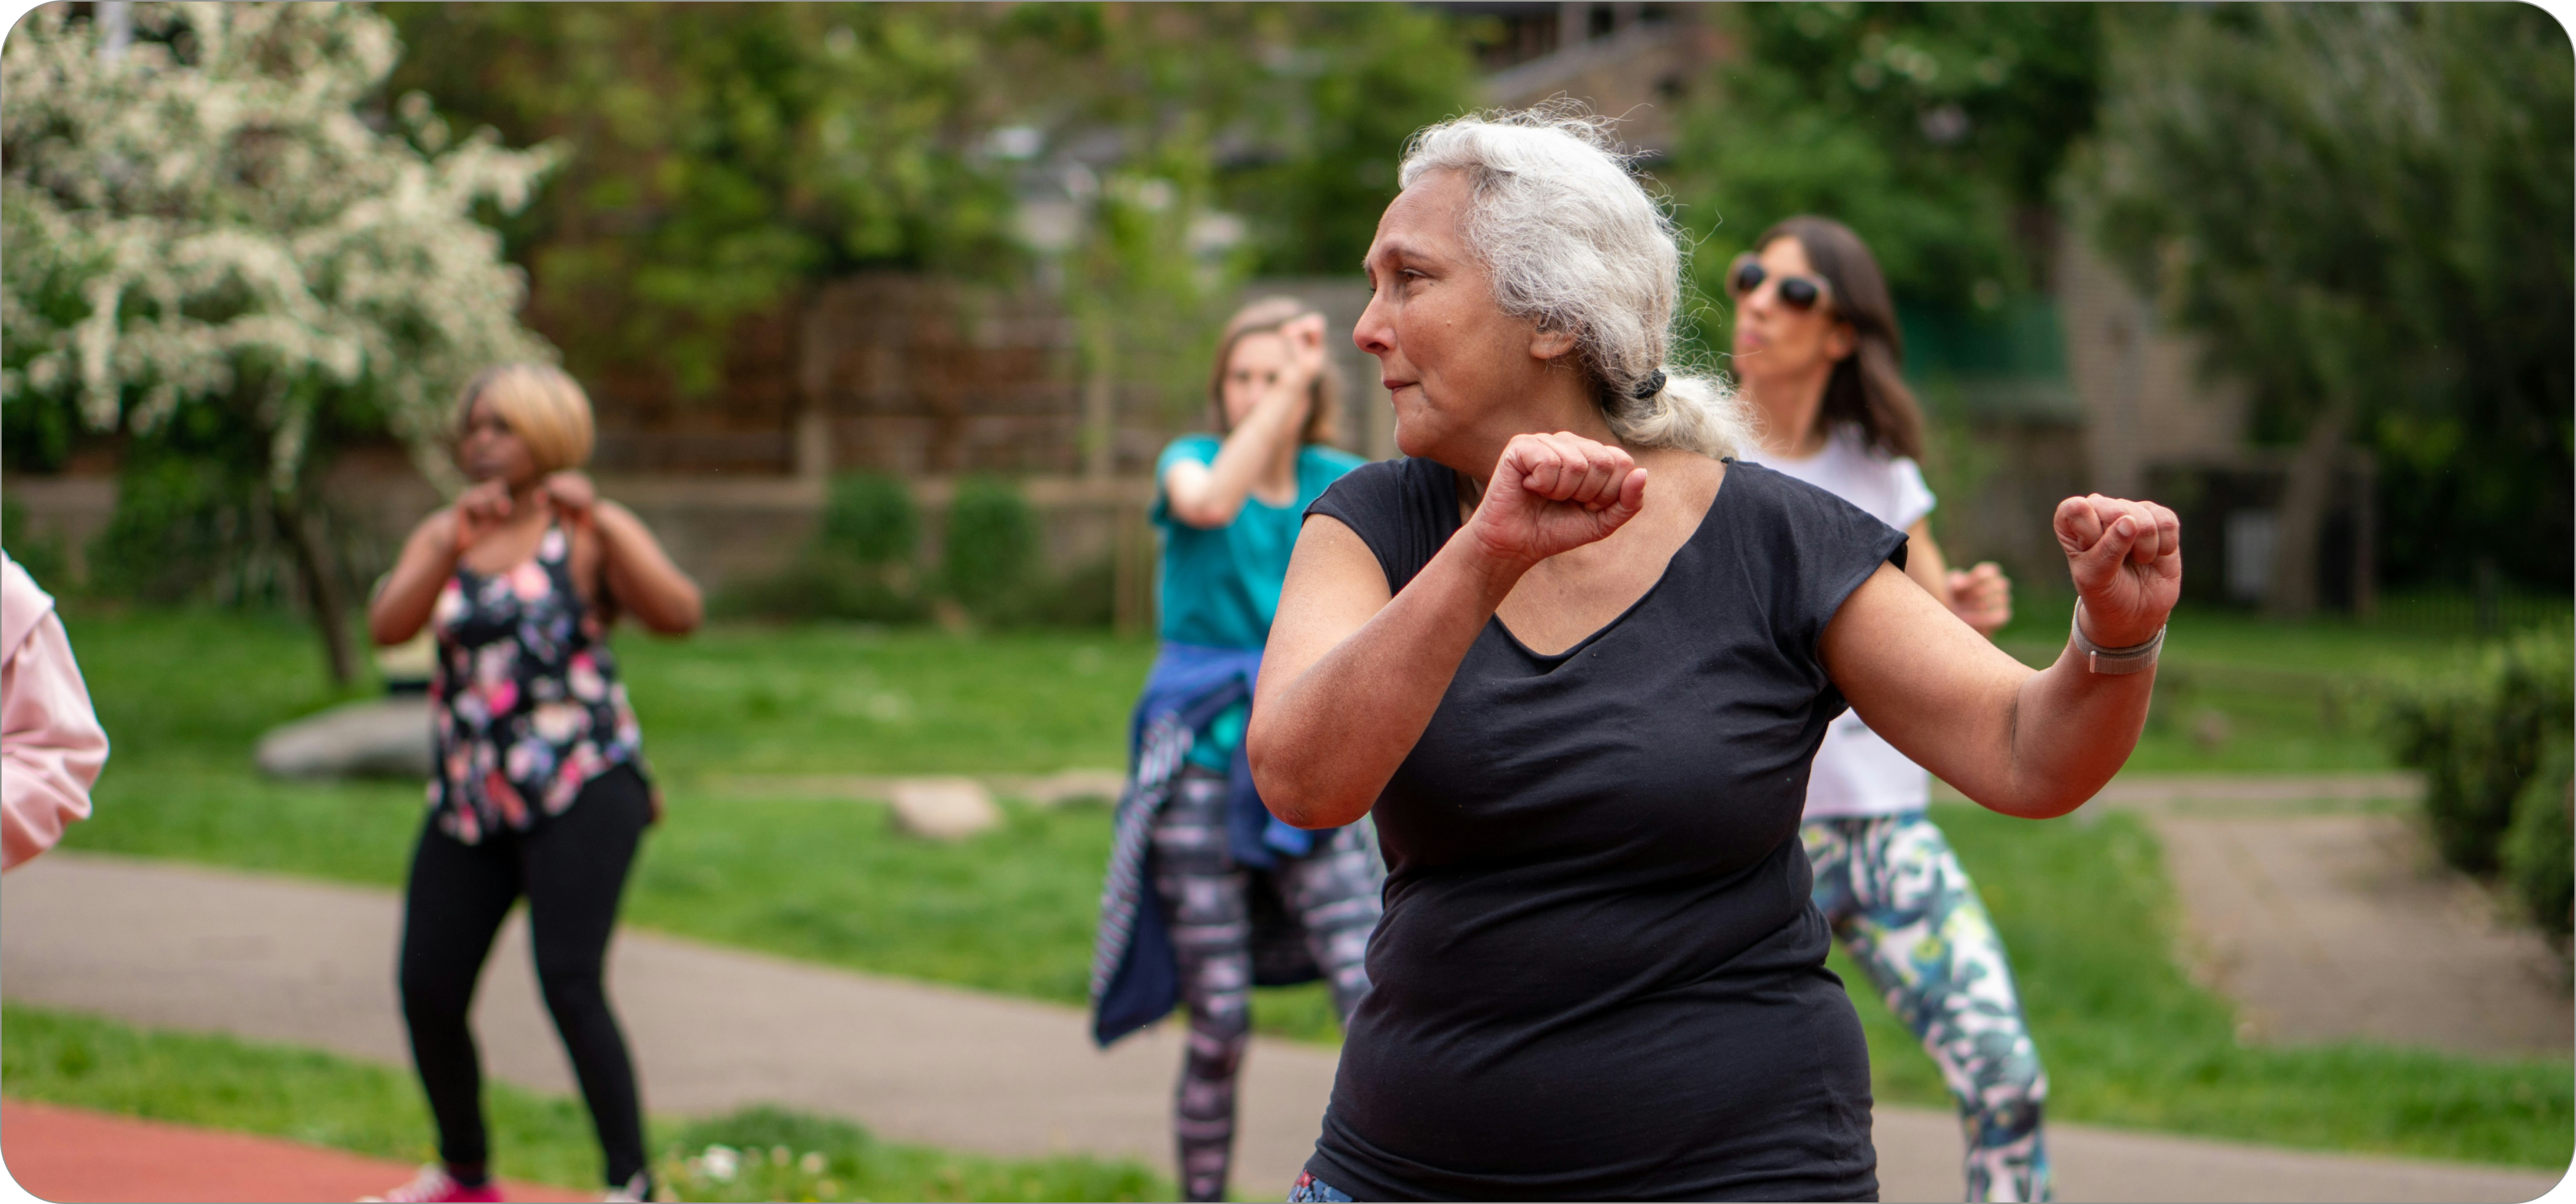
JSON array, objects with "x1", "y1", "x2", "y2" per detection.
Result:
[{"x1": 427, "y1": 524, "x2": 642, "y2": 843}]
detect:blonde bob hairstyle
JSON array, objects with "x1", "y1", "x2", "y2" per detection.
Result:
[
  {"x1": 1207, "y1": 296, "x2": 1344, "y2": 447},
  {"x1": 1398, "y1": 105, "x2": 1751, "y2": 460},
  {"x1": 453, "y1": 364, "x2": 596, "y2": 475}
]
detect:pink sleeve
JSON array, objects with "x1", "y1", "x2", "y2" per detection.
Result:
[{"x1": 2, "y1": 611, "x2": 107, "y2": 870}]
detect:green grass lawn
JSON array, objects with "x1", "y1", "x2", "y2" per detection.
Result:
[
  {"x1": 38, "y1": 605, "x2": 2576, "y2": 1169},
  {"x1": 1990, "y1": 590, "x2": 2558, "y2": 774},
  {"x1": 1, "y1": 1004, "x2": 1168, "y2": 1202}
]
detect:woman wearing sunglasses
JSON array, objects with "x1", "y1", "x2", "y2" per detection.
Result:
[{"x1": 1728, "y1": 216, "x2": 2050, "y2": 1202}]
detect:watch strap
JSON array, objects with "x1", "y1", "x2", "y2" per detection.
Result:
[{"x1": 2071, "y1": 605, "x2": 2165, "y2": 675}]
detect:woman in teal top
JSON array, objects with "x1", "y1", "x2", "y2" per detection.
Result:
[{"x1": 1089, "y1": 297, "x2": 1383, "y2": 1202}]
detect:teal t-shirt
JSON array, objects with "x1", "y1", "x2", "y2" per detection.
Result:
[{"x1": 1154, "y1": 434, "x2": 1368, "y2": 651}]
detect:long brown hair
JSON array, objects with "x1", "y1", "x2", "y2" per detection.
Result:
[
  {"x1": 1753, "y1": 216, "x2": 1924, "y2": 461},
  {"x1": 1207, "y1": 296, "x2": 1344, "y2": 447}
]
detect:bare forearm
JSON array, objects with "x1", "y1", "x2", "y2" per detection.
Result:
[
  {"x1": 368, "y1": 522, "x2": 456, "y2": 645},
  {"x1": 595, "y1": 505, "x2": 700, "y2": 633},
  {"x1": 1251, "y1": 539, "x2": 1520, "y2": 828},
  {"x1": 1168, "y1": 390, "x2": 1307, "y2": 527},
  {"x1": 1988, "y1": 649, "x2": 2157, "y2": 818}
]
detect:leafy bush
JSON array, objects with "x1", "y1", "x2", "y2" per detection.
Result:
[
  {"x1": 90, "y1": 452, "x2": 279, "y2": 606},
  {"x1": 2384, "y1": 627, "x2": 2575, "y2": 876},
  {"x1": 716, "y1": 474, "x2": 927, "y2": 624},
  {"x1": 940, "y1": 476, "x2": 1038, "y2": 621},
  {"x1": 1, "y1": 494, "x2": 72, "y2": 588},
  {"x1": 820, "y1": 472, "x2": 919, "y2": 567},
  {"x1": 2504, "y1": 738, "x2": 2574, "y2": 940}
]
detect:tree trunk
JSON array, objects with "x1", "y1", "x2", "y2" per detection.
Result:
[
  {"x1": 2266, "y1": 404, "x2": 2349, "y2": 620},
  {"x1": 275, "y1": 493, "x2": 357, "y2": 685}
]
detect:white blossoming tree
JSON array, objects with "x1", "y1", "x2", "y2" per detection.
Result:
[{"x1": 2, "y1": 2, "x2": 557, "y2": 681}]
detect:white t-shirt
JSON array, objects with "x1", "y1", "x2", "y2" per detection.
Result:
[{"x1": 1740, "y1": 424, "x2": 1937, "y2": 820}]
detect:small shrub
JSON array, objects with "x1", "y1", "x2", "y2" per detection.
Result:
[
  {"x1": 941, "y1": 476, "x2": 1038, "y2": 620},
  {"x1": 820, "y1": 472, "x2": 919, "y2": 567},
  {"x1": 92, "y1": 453, "x2": 278, "y2": 605},
  {"x1": 1023, "y1": 552, "x2": 1117, "y2": 629},
  {"x1": 2504, "y1": 738, "x2": 2574, "y2": 940},
  {"x1": 1, "y1": 494, "x2": 72, "y2": 588},
  {"x1": 2384, "y1": 626, "x2": 2574, "y2": 876},
  {"x1": 717, "y1": 473, "x2": 927, "y2": 623}
]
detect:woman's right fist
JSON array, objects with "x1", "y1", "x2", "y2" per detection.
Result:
[
  {"x1": 1464, "y1": 431, "x2": 1648, "y2": 569},
  {"x1": 451, "y1": 480, "x2": 514, "y2": 556}
]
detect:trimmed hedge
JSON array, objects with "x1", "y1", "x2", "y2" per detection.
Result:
[{"x1": 2384, "y1": 626, "x2": 2574, "y2": 934}]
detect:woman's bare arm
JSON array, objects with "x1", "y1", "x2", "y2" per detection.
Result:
[
  {"x1": 369, "y1": 510, "x2": 462, "y2": 647},
  {"x1": 1250, "y1": 432, "x2": 1648, "y2": 829},
  {"x1": 1249, "y1": 516, "x2": 1523, "y2": 827},
  {"x1": 590, "y1": 501, "x2": 701, "y2": 634},
  {"x1": 1164, "y1": 315, "x2": 1328, "y2": 529},
  {"x1": 1825, "y1": 496, "x2": 2178, "y2": 818}
]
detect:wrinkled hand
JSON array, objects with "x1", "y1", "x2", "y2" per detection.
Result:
[
  {"x1": 1464, "y1": 432, "x2": 1649, "y2": 570},
  {"x1": 543, "y1": 471, "x2": 598, "y2": 530},
  {"x1": 2054, "y1": 494, "x2": 2182, "y2": 648},
  {"x1": 451, "y1": 480, "x2": 514, "y2": 555},
  {"x1": 1946, "y1": 562, "x2": 2013, "y2": 637}
]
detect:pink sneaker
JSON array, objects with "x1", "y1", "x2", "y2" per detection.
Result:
[{"x1": 361, "y1": 1165, "x2": 505, "y2": 1203}]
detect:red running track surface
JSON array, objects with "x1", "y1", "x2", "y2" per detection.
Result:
[{"x1": 0, "y1": 1099, "x2": 592, "y2": 1203}]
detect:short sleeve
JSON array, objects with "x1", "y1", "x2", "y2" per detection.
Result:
[
  {"x1": 1889, "y1": 456, "x2": 1936, "y2": 532},
  {"x1": 1151, "y1": 435, "x2": 1223, "y2": 527},
  {"x1": 1303, "y1": 458, "x2": 1459, "y2": 595},
  {"x1": 1724, "y1": 463, "x2": 1909, "y2": 658}
]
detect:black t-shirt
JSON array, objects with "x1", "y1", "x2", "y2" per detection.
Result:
[{"x1": 1300, "y1": 457, "x2": 1905, "y2": 1202}]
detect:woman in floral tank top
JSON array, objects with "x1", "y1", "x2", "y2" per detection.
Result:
[{"x1": 365, "y1": 364, "x2": 701, "y2": 1204}]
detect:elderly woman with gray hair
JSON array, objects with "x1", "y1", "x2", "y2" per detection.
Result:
[{"x1": 1249, "y1": 109, "x2": 2182, "y2": 1201}]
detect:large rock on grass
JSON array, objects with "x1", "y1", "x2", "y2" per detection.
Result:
[
  {"x1": 255, "y1": 697, "x2": 433, "y2": 780},
  {"x1": 890, "y1": 777, "x2": 1001, "y2": 840}
]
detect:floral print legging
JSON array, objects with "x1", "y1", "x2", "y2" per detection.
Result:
[
  {"x1": 1804, "y1": 812, "x2": 2052, "y2": 1203},
  {"x1": 1151, "y1": 765, "x2": 1379, "y2": 1203}
]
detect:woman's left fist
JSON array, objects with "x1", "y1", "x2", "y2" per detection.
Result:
[
  {"x1": 543, "y1": 471, "x2": 598, "y2": 529},
  {"x1": 2053, "y1": 494, "x2": 2182, "y2": 648}
]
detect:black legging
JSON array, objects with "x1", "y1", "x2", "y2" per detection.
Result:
[{"x1": 398, "y1": 764, "x2": 651, "y2": 1190}]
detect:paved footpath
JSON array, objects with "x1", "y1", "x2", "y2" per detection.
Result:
[{"x1": 2, "y1": 853, "x2": 2564, "y2": 1204}]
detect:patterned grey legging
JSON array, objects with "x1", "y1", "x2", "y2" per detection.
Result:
[
  {"x1": 1150, "y1": 764, "x2": 1380, "y2": 1203},
  {"x1": 1805, "y1": 812, "x2": 2052, "y2": 1203}
]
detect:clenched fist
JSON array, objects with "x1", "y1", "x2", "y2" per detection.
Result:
[
  {"x1": 1946, "y1": 562, "x2": 2013, "y2": 637},
  {"x1": 2054, "y1": 494, "x2": 2182, "y2": 648},
  {"x1": 1463, "y1": 432, "x2": 1649, "y2": 570}
]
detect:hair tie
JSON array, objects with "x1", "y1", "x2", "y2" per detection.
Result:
[{"x1": 1631, "y1": 369, "x2": 1666, "y2": 400}]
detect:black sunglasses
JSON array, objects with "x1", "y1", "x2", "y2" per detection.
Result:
[{"x1": 1728, "y1": 254, "x2": 1831, "y2": 311}]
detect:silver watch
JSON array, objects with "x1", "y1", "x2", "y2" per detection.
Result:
[{"x1": 2070, "y1": 604, "x2": 2165, "y2": 674}]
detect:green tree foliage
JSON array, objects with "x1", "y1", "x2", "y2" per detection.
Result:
[
  {"x1": 382, "y1": 3, "x2": 1022, "y2": 398},
  {"x1": 2081, "y1": 4, "x2": 2574, "y2": 591},
  {"x1": 382, "y1": 2, "x2": 1483, "y2": 408},
  {"x1": 1, "y1": 2, "x2": 555, "y2": 679},
  {"x1": 1667, "y1": 2, "x2": 2103, "y2": 319},
  {"x1": 1214, "y1": 5, "x2": 1483, "y2": 275}
]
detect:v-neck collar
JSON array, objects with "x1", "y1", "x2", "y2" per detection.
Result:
[{"x1": 1483, "y1": 460, "x2": 1734, "y2": 664}]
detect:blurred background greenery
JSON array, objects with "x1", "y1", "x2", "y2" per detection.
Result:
[{"x1": 3, "y1": 2, "x2": 2570, "y2": 1198}]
